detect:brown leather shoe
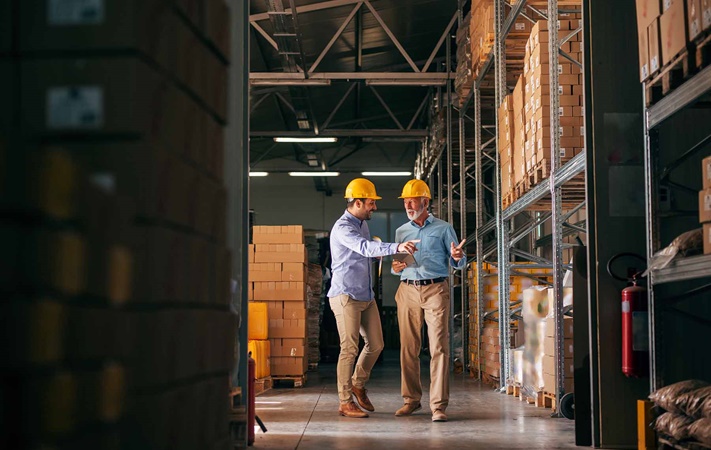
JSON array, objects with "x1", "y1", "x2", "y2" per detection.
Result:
[
  {"x1": 395, "y1": 402, "x2": 422, "y2": 416},
  {"x1": 339, "y1": 401, "x2": 369, "y2": 418},
  {"x1": 352, "y1": 386, "x2": 375, "y2": 412},
  {"x1": 432, "y1": 409, "x2": 448, "y2": 422}
]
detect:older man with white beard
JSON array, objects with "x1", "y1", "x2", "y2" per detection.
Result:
[{"x1": 391, "y1": 179, "x2": 466, "y2": 422}]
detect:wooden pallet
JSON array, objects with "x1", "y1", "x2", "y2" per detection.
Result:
[
  {"x1": 696, "y1": 32, "x2": 711, "y2": 69},
  {"x1": 645, "y1": 49, "x2": 693, "y2": 107},
  {"x1": 254, "y1": 376, "x2": 273, "y2": 396},
  {"x1": 502, "y1": 191, "x2": 516, "y2": 209},
  {"x1": 506, "y1": 383, "x2": 522, "y2": 397},
  {"x1": 542, "y1": 391, "x2": 557, "y2": 410},
  {"x1": 272, "y1": 374, "x2": 307, "y2": 388}
]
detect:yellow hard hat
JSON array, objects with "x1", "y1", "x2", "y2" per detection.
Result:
[
  {"x1": 398, "y1": 179, "x2": 431, "y2": 199},
  {"x1": 344, "y1": 178, "x2": 382, "y2": 199}
]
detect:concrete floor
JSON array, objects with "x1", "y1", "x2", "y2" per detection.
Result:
[{"x1": 253, "y1": 356, "x2": 578, "y2": 449}]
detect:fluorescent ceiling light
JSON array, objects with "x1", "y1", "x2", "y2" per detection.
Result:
[
  {"x1": 362, "y1": 171, "x2": 412, "y2": 176},
  {"x1": 289, "y1": 171, "x2": 340, "y2": 177},
  {"x1": 249, "y1": 172, "x2": 269, "y2": 177},
  {"x1": 250, "y1": 79, "x2": 332, "y2": 86},
  {"x1": 274, "y1": 137, "x2": 337, "y2": 143}
]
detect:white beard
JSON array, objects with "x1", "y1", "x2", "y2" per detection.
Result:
[{"x1": 407, "y1": 205, "x2": 425, "y2": 221}]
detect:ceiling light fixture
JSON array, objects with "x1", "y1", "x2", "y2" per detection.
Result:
[
  {"x1": 365, "y1": 79, "x2": 447, "y2": 86},
  {"x1": 288, "y1": 171, "x2": 340, "y2": 177},
  {"x1": 249, "y1": 171, "x2": 269, "y2": 177},
  {"x1": 274, "y1": 137, "x2": 338, "y2": 143},
  {"x1": 250, "y1": 79, "x2": 332, "y2": 86},
  {"x1": 361, "y1": 171, "x2": 413, "y2": 176}
]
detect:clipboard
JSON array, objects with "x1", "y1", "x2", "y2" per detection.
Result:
[{"x1": 393, "y1": 252, "x2": 416, "y2": 267}]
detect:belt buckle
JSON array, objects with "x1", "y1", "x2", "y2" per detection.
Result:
[{"x1": 413, "y1": 280, "x2": 421, "y2": 287}]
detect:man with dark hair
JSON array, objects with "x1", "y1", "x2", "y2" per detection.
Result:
[{"x1": 328, "y1": 178, "x2": 420, "y2": 418}]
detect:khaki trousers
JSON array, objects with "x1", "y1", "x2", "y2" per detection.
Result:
[
  {"x1": 395, "y1": 280, "x2": 450, "y2": 411},
  {"x1": 329, "y1": 294, "x2": 384, "y2": 404}
]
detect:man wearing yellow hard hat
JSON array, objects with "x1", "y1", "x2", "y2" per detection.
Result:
[
  {"x1": 391, "y1": 179, "x2": 466, "y2": 422},
  {"x1": 327, "y1": 178, "x2": 420, "y2": 418}
]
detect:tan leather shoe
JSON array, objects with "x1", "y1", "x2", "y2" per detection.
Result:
[
  {"x1": 339, "y1": 401, "x2": 369, "y2": 418},
  {"x1": 394, "y1": 402, "x2": 422, "y2": 416},
  {"x1": 432, "y1": 409, "x2": 448, "y2": 422},
  {"x1": 352, "y1": 386, "x2": 374, "y2": 412}
]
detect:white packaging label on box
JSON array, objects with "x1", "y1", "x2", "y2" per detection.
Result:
[
  {"x1": 559, "y1": 107, "x2": 565, "y2": 116},
  {"x1": 48, "y1": 0, "x2": 104, "y2": 25},
  {"x1": 515, "y1": 22, "x2": 525, "y2": 31},
  {"x1": 651, "y1": 56, "x2": 660, "y2": 72},
  {"x1": 560, "y1": 148, "x2": 566, "y2": 157},
  {"x1": 558, "y1": 85, "x2": 564, "y2": 95},
  {"x1": 580, "y1": 126, "x2": 585, "y2": 137},
  {"x1": 691, "y1": 20, "x2": 700, "y2": 38},
  {"x1": 663, "y1": 0, "x2": 672, "y2": 11},
  {"x1": 641, "y1": 64, "x2": 649, "y2": 80},
  {"x1": 559, "y1": 126, "x2": 564, "y2": 136},
  {"x1": 558, "y1": 64, "x2": 563, "y2": 75},
  {"x1": 704, "y1": 9, "x2": 711, "y2": 29},
  {"x1": 47, "y1": 86, "x2": 103, "y2": 129},
  {"x1": 706, "y1": 193, "x2": 711, "y2": 211}
]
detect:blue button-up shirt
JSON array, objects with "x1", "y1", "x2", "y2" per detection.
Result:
[
  {"x1": 328, "y1": 210, "x2": 399, "y2": 301},
  {"x1": 392, "y1": 214, "x2": 466, "y2": 279}
]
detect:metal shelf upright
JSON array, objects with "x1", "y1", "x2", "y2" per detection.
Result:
[
  {"x1": 644, "y1": 65, "x2": 711, "y2": 392},
  {"x1": 466, "y1": 0, "x2": 588, "y2": 412}
]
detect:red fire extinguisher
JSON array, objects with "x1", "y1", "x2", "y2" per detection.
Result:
[
  {"x1": 248, "y1": 352, "x2": 256, "y2": 446},
  {"x1": 608, "y1": 253, "x2": 649, "y2": 378}
]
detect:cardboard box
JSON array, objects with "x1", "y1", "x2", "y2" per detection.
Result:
[
  {"x1": 249, "y1": 263, "x2": 282, "y2": 282},
  {"x1": 19, "y1": 0, "x2": 175, "y2": 63},
  {"x1": 688, "y1": 0, "x2": 704, "y2": 39},
  {"x1": 270, "y1": 338, "x2": 306, "y2": 357},
  {"x1": 700, "y1": 188, "x2": 711, "y2": 222},
  {"x1": 248, "y1": 244, "x2": 255, "y2": 263},
  {"x1": 703, "y1": 0, "x2": 711, "y2": 29},
  {"x1": 637, "y1": 0, "x2": 662, "y2": 33},
  {"x1": 281, "y1": 262, "x2": 307, "y2": 282},
  {"x1": 252, "y1": 225, "x2": 304, "y2": 244},
  {"x1": 543, "y1": 372, "x2": 574, "y2": 393},
  {"x1": 283, "y1": 302, "x2": 307, "y2": 320},
  {"x1": 704, "y1": 223, "x2": 711, "y2": 254},
  {"x1": 703, "y1": 155, "x2": 711, "y2": 189},
  {"x1": 254, "y1": 244, "x2": 307, "y2": 263},
  {"x1": 271, "y1": 356, "x2": 307, "y2": 376},
  {"x1": 543, "y1": 355, "x2": 574, "y2": 376},
  {"x1": 544, "y1": 336, "x2": 574, "y2": 358},
  {"x1": 660, "y1": 0, "x2": 688, "y2": 66},
  {"x1": 545, "y1": 316, "x2": 574, "y2": 338},
  {"x1": 639, "y1": 27, "x2": 651, "y2": 81},
  {"x1": 268, "y1": 319, "x2": 307, "y2": 338},
  {"x1": 253, "y1": 281, "x2": 306, "y2": 301},
  {"x1": 648, "y1": 19, "x2": 662, "y2": 73}
]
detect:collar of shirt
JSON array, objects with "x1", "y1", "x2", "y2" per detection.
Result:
[{"x1": 343, "y1": 209, "x2": 362, "y2": 226}]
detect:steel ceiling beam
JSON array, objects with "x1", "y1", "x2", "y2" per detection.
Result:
[
  {"x1": 363, "y1": 0, "x2": 419, "y2": 72},
  {"x1": 309, "y1": 2, "x2": 363, "y2": 74},
  {"x1": 250, "y1": 72, "x2": 454, "y2": 81},
  {"x1": 250, "y1": 0, "x2": 362, "y2": 22}
]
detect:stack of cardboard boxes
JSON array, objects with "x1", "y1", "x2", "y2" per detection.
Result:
[
  {"x1": 522, "y1": 20, "x2": 584, "y2": 181},
  {"x1": 468, "y1": 263, "x2": 553, "y2": 381},
  {"x1": 249, "y1": 226, "x2": 310, "y2": 378},
  {"x1": 470, "y1": 0, "x2": 495, "y2": 77},
  {"x1": 455, "y1": 13, "x2": 474, "y2": 105},
  {"x1": 637, "y1": 0, "x2": 711, "y2": 84},
  {"x1": 1, "y1": 1, "x2": 234, "y2": 449},
  {"x1": 700, "y1": 156, "x2": 711, "y2": 254},
  {"x1": 543, "y1": 316, "x2": 575, "y2": 394},
  {"x1": 499, "y1": 95, "x2": 515, "y2": 203}
]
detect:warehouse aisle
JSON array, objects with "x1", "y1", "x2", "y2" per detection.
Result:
[{"x1": 253, "y1": 356, "x2": 576, "y2": 449}]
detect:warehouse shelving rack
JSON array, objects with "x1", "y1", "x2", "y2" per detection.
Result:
[
  {"x1": 456, "y1": 0, "x2": 587, "y2": 413},
  {"x1": 644, "y1": 65, "x2": 711, "y2": 391}
]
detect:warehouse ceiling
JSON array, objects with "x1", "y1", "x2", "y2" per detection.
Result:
[{"x1": 249, "y1": 0, "x2": 459, "y2": 193}]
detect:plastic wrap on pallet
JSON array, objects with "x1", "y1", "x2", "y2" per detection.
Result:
[
  {"x1": 650, "y1": 380, "x2": 710, "y2": 414},
  {"x1": 511, "y1": 346, "x2": 525, "y2": 385},
  {"x1": 521, "y1": 286, "x2": 548, "y2": 399},
  {"x1": 679, "y1": 386, "x2": 711, "y2": 419}
]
